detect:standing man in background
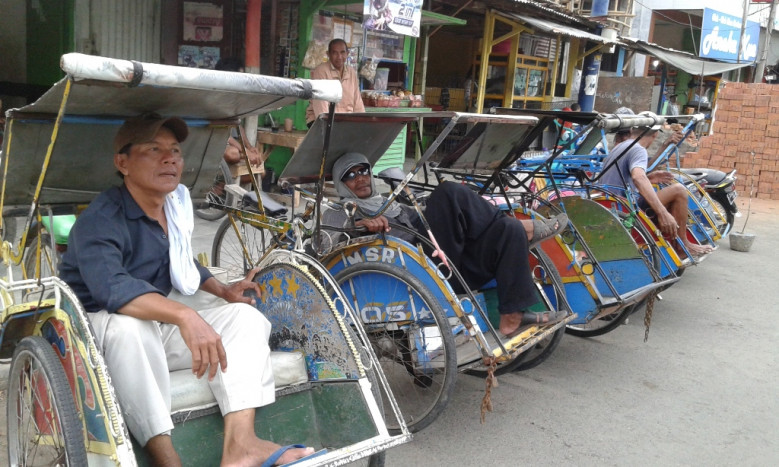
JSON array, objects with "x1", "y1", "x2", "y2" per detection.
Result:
[{"x1": 306, "y1": 39, "x2": 365, "y2": 127}]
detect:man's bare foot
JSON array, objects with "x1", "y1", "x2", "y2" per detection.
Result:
[
  {"x1": 499, "y1": 311, "x2": 523, "y2": 336},
  {"x1": 221, "y1": 434, "x2": 314, "y2": 467},
  {"x1": 146, "y1": 435, "x2": 182, "y2": 467},
  {"x1": 499, "y1": 310, "x2": 568, "y2": 338},
  {"x1": 685, "y1": 241, "x2": 714, "y2": 256}
]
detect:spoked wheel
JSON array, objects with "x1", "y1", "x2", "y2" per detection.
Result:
[
  {"x1": 465, "y1": 247, "x2": 569, "y2": 377},
  {"x1": 565, "y1": 306, "x2": 632, "y2": 337},
  {"x1": 211, "y1": 217, "x2": 277, "y2": 282},
  {"x1": 707, "y1": 197, "x2": 734, "y2": 237},
  {"x1": 512, "y1": 248, "x2": 568, "y2": 372},
  {"x1": 333, "y1": 262, "x2": 457, "y2": 434},
  {"x1": 7, "y1": 336, "x2": 87, "y2": 466},
  {"x1": 23, "y1": 233, "x2": 59, "y2": 280},
  {"x1": 195, "y1": 160, "x2": 230, "y2": 221}
]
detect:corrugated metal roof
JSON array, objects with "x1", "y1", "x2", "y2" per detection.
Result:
[
  {"x1": 508, "y1": 13, "x2": 617, "y2": 44},
  {"x1": 509, "y1": 0, "x2": 596, "y2": 25}
]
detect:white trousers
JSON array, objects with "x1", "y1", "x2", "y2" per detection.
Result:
[{"x1": 88, "y1": 298, "x2": 275, "y2": 446}]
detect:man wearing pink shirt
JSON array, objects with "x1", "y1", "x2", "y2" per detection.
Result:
[{"x1": 306, "y1": 39, "x2": 365, "y2": 127}]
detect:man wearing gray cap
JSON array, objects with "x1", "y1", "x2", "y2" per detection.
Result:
[{"x1": 59, "y1": 113, "x2": 314, "y2": 466}]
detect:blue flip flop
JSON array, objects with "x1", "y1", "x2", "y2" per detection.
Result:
[{"x1": 261, "y1": 444, "x2": 329, "y2": 467}]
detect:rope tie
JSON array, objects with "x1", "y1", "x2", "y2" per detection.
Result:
[
  {"x1": 644, "y1": 291, "x2": 658, "y2": 342},
  {"x1": 480, "y1": 356, "x2": 499, "y2": 424}
]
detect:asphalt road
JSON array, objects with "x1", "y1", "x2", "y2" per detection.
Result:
[{"x1": 1, "y1": 198, "x2": 777, "y2": 466}]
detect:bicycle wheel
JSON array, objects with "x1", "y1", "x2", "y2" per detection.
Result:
[
  {"x1": 23, "y1": 233, "x2": 59, "y2": 280},
  {"x1": 7, "y1": 336, "x2": 88, "y2": 466},
  {"x1": 707, "y1": 197, "x2": 734, "y2": 237},
  {"x1": 565, "y1": 306, "x2": 631, "y2": 337},
  {"x1": 211, "y1": 217, "x2": 276, "y2": 282},
  {"x1": 334, "y1": 262, "x2": 457, "y2": 434},
  {"x1": 512, "y1": 248, "x2": 567, "y2": 372},
  {"x1": 195, "y1": 160, "x2": 231, "y2": 221},
  {"x1": 466, "y1": 249, "x2": 568, "y2": 377}
]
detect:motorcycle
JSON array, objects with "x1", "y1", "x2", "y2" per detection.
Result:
[{"x1": 678, "y1": 167, "x2": 738, "y2": 237}]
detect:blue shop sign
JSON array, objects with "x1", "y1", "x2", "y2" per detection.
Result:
[{"x1": 699, "y1": 8, "x2": 759, "y2": 62}]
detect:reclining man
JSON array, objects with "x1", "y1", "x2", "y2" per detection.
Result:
[
  {"x1": 324, "y1": 153, "x2": 569, "y2": 338},
  {"x1": 598, "y1": 120, "x2": 714, "y2": 257},
  {"x1": 59, "y1": 113, "x2": 314, "y2": 466}
]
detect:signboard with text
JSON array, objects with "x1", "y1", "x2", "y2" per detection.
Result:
[
  {"x1": 363, "y1": 0, "x2": 422, "y2": 37},
  {"x1": 700, "y1": 8, "x2": 760, "y2": 62}
]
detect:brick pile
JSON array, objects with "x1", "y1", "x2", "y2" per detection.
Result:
[{"x1": 682, "y1": 82, "x2": 779, "y2": 200}]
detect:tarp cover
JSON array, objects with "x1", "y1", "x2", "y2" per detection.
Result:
[
  {"x1": 621, "y1": 38, "x2": 753, "y2": 76},
  {"x1": 1, "y1": 53, "x2": 344, "y2": 206}
]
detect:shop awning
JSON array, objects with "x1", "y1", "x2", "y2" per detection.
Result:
[
  {"x1": 620, "y1": 38, "x2": 753, "y2": 76},
  {"x1": 506, "y1": 13, "x2": 618, "y2": 45},
  {"x1": 421, "y1": 10, "x2": 467, "y2": 27}
]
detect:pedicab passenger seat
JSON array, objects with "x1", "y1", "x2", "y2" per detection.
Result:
[
  {"x1": 223, "y1": 183, "x2": 288, "y2": 217},
  {"x1": 169, "y1": 351, "x2": 308, "y2": 417}
]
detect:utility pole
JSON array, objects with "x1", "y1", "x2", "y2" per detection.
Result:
[{"x1": 755, "y1": 0, "x2": 778, "y2": 82}]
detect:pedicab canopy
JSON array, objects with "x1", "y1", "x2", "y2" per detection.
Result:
[
  {"x1": 279, "y1": 112, "x2": 539, "y2": 184},
  {"x1": 1, "y1": 53, "x2": 342, "y2": 208}
]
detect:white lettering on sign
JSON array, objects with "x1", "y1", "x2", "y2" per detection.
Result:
[
  {"x1": 361, "y1": 302, "x2": 411, "y2": 323},
  {"x1": 741, "y1": 34, "x2": 757, "y2": 61},
  {"x1": 343, "y1": 247, "x2": 397, "y2": 265},
  {"x1": 702, "y1": 26, "x2": 758, "y2": 61},
  {"x1": 701, "y1": 26, "x2": 738, "y2": 56}
]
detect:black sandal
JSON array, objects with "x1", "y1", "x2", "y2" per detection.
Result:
[{"x1": 528, "y1": 213, "x2": 568, "y2": 250}]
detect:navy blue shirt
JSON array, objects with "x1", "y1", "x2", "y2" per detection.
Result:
[{"x1": 59, "y1": 185, "x2": 212, "y2": 313}]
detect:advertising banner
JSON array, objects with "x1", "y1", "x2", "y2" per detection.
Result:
[
  {"x1": 699, "y1": 8, "x2": 759, "y2": 62},
  {"x1": 363, "y1": 0, "x2": 422, "y2": 37}
]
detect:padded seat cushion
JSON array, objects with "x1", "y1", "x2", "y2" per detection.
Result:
[{"x1": 170, "y1": 350, "x2": 307, "y2": 414}]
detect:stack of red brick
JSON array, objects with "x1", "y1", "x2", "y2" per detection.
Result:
[{"x1": 682, "y1": 82, "x2": 779, "y2": 200}]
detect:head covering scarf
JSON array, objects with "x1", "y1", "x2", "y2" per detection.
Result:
[{"x1": 332, "y1": 152, "x2": 402, "y2": 218}]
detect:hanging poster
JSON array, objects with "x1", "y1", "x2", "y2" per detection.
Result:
[
  {"x1": 178, "y1": 45, "x2": 220, "y2": 68},
  {"x1": 363, "y1": 0, "x2": 422, "y2": 37},
  {"x1": 183, "y1": 2, "x2": 223, "y2": 42}
]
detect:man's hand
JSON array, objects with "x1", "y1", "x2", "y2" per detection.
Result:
[
  {"x1": 648, "y1": 170, "x2": 675, "y2": 185},
  {"x1": 664, "y1": 130, "x2": 683, "y2": 147},
  {"x1": 221, "y1": 266, "x2": 263, "y2": 305},
  {"x1": 657, "y1": 209, "x2": 679, "y2": 237},
  {"x1": 224, "y1": 136, "x2": 263, "y2": 167},
  {"x1": 356, "y1": 215, "x2": 391, "y2": 233},
  {"x1": 177, "y1": 310, "x2": 228, "y2": 381}
]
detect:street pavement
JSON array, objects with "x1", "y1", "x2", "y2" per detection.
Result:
[{"x1": 1, "y1": 197, "x2": 777, "y2": 465}]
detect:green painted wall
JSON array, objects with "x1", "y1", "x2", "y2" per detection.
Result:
[{"x1": 26, "y1": 0, "x2": 74, "y2": 86}]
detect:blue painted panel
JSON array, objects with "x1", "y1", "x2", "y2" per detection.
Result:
[{"x1": 592, "y1": 258, "x2": 654, "y2": 295}]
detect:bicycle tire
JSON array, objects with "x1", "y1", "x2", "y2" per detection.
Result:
[
  {"x1": 195, "y1": 159, "x2": 232, "y2": 221},
  {"x1": 23, "y1": 232, "x2": 59, "y2": 280},
  {"x1": 512, "y1": 248, "x2": 568, "y2": 372},
  {"x1": 334, "y1": 262, "x2": 457, "y2": 434},
  {"x1": 565, "y1": 306, "x2": 631, "y2": 338},
  {"x1": 466, "y1": 248, "x2": 568, "y2": 377},
  {"x1": 7, "y1": 336, "x2": 88, "y2": 466},
  {"x1": 194, "y1": 206, "x2": 227, "y2": 221},
  {"x1": 211, "y1": 217, "x2": 276, "y2": 282}
]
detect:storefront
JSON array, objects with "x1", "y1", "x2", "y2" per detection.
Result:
[
  {"x1": 636, "y1": 6, "x2": 760, "y2": 125},
  {"x1": 623, "y1": 38, "x2": 752, "y2": 134}
]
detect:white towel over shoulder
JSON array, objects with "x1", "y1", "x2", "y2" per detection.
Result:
[{"x1": 164, "y1": 184, "x2": 201, "y2": 295}]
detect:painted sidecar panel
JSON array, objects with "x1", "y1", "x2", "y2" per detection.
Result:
[
  {"x1": 134, "y1": 383, "x2": 377, "y2": 466},
  {"x1": 546, "y1": 197, "x2": 643, "y2": 262}
]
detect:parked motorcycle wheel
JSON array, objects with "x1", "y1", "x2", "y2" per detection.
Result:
[{"x1": 709, "y1": 196, "x2": 735, "y2": 237}]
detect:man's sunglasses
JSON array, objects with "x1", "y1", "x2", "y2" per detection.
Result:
[{"x1": 341, "y1": 167, "x2": 371, "y2": 181}]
